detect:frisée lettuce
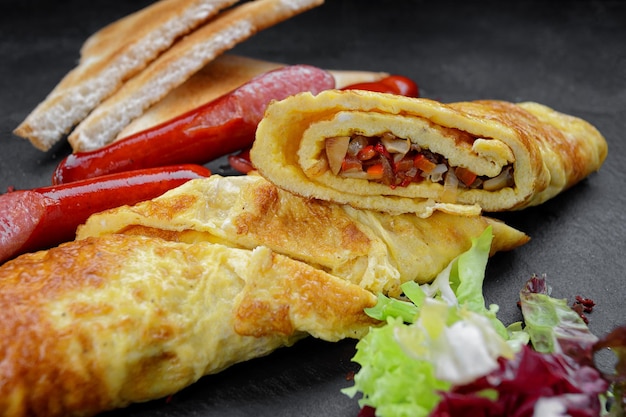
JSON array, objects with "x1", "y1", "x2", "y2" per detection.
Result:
[{"x1": 343, "y1": 226, "x2": 624, "y2": 417}]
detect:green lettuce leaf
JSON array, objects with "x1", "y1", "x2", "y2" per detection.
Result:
[
  {"x1": 519, "y1": 274, "x2": 598, "y2": 354},
  {"x1": 343, "y1": 227, "x2": 519, "y2": 417},
  {"x1": 342, "y1": 315, "x2": 451, "y2": 417}
]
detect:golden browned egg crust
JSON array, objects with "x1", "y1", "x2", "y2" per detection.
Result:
[
  {"x1": 0, "y1": 234, "x2": 376, "y2": 417},
  {"x1": 78, "y1": 175, "x2": 529, "y2": 296}
]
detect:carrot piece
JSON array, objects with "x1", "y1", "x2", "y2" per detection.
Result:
[
  {"x1": 366, "y1": 163, "x2": 385, "y2": 179},
  {"x1": 414, "y1": 154, "x2": 437, "y2": 173},
  {"x1": 455, "y1": 166, "x2": 478, "y2": 186}
]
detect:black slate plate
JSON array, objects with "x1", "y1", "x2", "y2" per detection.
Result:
[{"x1": 1, "y1": 1, "x2": 625, "y2": 416}]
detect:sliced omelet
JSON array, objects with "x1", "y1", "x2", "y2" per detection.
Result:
[
  {"x1": 249, "y1": 90, "x2": 608, "y2": 217},
  {"x1": 0, "y1": 234, "x2": 376, "y2": 417},
  {"x1": 77, "y1": 174, "x2": 529, "y2": 297}
]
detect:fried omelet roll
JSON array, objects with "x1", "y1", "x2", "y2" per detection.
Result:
[
  {"x1": 0, "y1": 234, "x2": 376, "y2": 417},
  {"x1": 249, "y1": 90, "x2": 608, "y2": 217},
  {"x1": 78, "y1": 175, "x2": 529, "y2": 297}
]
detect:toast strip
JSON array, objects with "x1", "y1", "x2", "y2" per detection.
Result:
[
  {"x1": 116, "y1": 54, "x2": 388, "y2": 139},
  {"x1": 13, "y1": 0, "x2": 239, "y2": 151},
  {"x1": 68, "y1": 0, "x2": 324, "y2": 152}
]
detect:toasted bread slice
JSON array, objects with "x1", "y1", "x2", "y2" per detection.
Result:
[
  {"x1": 68, "y1": 0, "x2": 324, "y2": 152},
  {"x1": 116, "y1": 54, "x2": 282, "y2": 139},
  {"x1": 116, "y1": 53, "x2": 388, "y2": 139},
  {"x1": 13, "y1": 0, "x2": 239, "y2": 151}
]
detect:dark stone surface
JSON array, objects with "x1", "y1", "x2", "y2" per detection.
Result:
[{"x1": 1, "y1": 0, "x2": 625, "y2": 415}]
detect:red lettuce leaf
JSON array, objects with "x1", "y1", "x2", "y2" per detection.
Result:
[{"x1": 429, "y1": 344, "x2": 608, "y2": 417}]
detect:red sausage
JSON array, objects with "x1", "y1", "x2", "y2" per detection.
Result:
[
  {"x1": 227, "y1": 148, "x2": 255, "y2": 174},
  {"x1": 342, "y1": 75, "x2": 419, "y2": 98},
  {"x1": 53, "y1": 65, "x2": 335, "y2": 184},
  {"x1": 0, "y1": 190, "x2": 47, "y2": 264},
  {"x1": 0, "y1": 164, "x2": 211, "y2": 264}
]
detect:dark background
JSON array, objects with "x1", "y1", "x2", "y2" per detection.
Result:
[{"x1": 1, "y1": 0, "x2": 625, "y2": 416}]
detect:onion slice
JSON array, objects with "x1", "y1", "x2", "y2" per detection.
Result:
[
  {"x1": 325, "y1": 136, "x2": 350, "y2": 175},
  {"x1": 381, "y1": 133, "x2": 410, "y2": 155},
  {"x1": 441, "y1": 169, "x2": 459, "y2": 203},
  {"x1": 482, "y1": 169, "x2": 512, "y2": 191}
]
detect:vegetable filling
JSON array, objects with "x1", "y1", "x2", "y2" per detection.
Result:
[{"x1": 325, "y1": 133, "x2": 514, "y2": 191}]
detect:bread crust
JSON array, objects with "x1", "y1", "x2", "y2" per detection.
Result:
[
  {"x1": 115, "y1": 53, "x2": 388, "y2": 140},
  {"x1": 68, "y1": 0, "x2": 324, "y2": 152}
]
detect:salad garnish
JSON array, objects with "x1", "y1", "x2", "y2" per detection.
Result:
[{"x1": 343, "y1": 227, "x2": 626, "y2": 417}]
